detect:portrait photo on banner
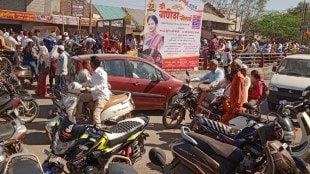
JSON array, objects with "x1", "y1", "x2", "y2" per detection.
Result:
[{"x1": 142, "y1": 0, "x2": 164, "y2": 68}]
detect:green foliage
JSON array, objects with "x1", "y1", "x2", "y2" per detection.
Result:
[{"x1": 254, "y1": 12, "x2": 300, "y2": 41}]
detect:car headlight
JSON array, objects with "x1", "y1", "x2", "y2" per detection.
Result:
[{"x1": 269, "y1": 84, "x2": 278, "y2": 91}]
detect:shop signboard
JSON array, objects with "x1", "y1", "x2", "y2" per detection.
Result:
[
  {"x1": 142, "y1": 0, "x2": 204, "y2": 70},
  {"x1": 0, "y1": 10, "x2": 35, "y2": 21},
  {"x1": 71, "y1": 0, "x2": 85, "y2": 17}
]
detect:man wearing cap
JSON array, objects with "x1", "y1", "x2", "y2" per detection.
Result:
[
  {"x1": 221, "y1": 59, "x2": 247, "y2": 124},
  {"x1": 55, "y1": 45, "x2": 68, "y2": 92}
]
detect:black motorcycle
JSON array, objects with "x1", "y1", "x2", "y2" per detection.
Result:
[
  {"x1": 43, "y1": 115, "x2": 149, "y2": 174},
  {"x1": 162, "y1": 71, "x2": 205, "y2": 129}
]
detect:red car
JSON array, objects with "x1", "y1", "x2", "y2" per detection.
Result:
[{"x1": 70, "y1": 54, "x2": 184, "y2": 110}]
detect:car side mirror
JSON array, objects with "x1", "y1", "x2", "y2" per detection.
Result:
[{"x1": 272, "y1": 66, "x2": 277, "y2": 72}]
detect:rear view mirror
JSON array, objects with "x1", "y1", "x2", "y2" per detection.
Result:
[
  {"x1": 186, "y1": 71, "x2": 190, "y2": 77},
  {"x1": 272, "y1": 66, "x2": 277, "y2": 72}
]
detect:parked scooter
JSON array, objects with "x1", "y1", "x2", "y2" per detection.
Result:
[{"x1": 46, "y1": 81, "x2": 135, "y2": 140}]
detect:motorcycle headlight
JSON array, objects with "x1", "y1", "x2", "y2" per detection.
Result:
[
  {"x1": 52, "y1": 132, "x2": 77, "y2": 155},
  {"x1": 269, "y1": 84, "x2": 278, "y2": 92},
  {"x1": 283, "y1": 131, "x2": 295, "y2": 143}
]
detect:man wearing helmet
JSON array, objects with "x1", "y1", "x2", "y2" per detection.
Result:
[{"x1": 76, "y1": 56, "x2": 112, "y2": 128}]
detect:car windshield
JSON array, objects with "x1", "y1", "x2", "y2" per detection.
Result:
[{"x1": 277, "y1": 59, "x2": 310, "y2": 77}]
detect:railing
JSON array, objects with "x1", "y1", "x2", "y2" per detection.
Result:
[{"x1": 199, "y1": 52, "x2": 288, "y2": 70}]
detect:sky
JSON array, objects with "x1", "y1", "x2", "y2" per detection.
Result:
[{"x1": 93, "y1": 0, "x2": 302, "y2": 11}]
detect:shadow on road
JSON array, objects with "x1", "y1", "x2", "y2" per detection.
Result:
[
  {"x1": 134, "y1": 110, "x2": 164, "y2": 117},
  {"x1": 38, "y1": 104, "x2": 53, "y2": 119},
  {"x1": 24, "y1": 132, "x2": 50, "y2": 145},
  {"x1": 146, "y1": 162, "x2": 162, "y2": 173},
  {"x1": 25, "y1": 121, "x2": 47, "y2": 131}
]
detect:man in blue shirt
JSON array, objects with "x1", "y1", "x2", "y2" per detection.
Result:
[{"x1": 191, "y1": 59, "x2": 224, "y2": 95}]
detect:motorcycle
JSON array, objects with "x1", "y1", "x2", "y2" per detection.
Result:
[
  {"x1": 1, "y1": 73, "x2": 39, "y2": 123},
  {"x1": 14, "y1": 65, "x2": 34, "y2": 88},
  {"x1": 149, "y1": 125, "x2": 310, "y2": 174},
  {"x1": 42, "y1": 115, "x2": 149, "y2": 173},
  {"x1": 163, "y1": 71, "x2": 208, "y2": 129}
]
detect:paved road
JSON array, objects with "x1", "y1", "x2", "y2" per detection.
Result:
[
  {"x1": 22, "y1": 80, "x2": 304, "y2": 174},
  {"x1": 23, "y1": 86, "x2": 189, "y2": 174}
]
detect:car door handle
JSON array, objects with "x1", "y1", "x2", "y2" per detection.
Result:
[{"x1": 133, "y1": 82, "x2": 140, "y2": 86}]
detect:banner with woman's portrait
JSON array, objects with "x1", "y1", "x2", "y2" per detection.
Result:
[{"x1": 142, "y1": 0, "x2": 204, "y2": 70}]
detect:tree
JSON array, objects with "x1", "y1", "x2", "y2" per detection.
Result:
[{"x1": 254, "y1": 12, "x2": 300, "y2": 41}]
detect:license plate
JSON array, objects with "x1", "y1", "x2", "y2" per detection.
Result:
[{"x1": 43, "y1": 149, "x2": 67, "y2": 165}]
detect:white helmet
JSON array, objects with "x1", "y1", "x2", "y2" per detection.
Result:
[{"x1": 67, "y1": 82, "x2": 83, "y2": 94}]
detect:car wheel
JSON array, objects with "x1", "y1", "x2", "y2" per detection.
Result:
[{"x1": 268, "y1": 102, "x2": 277, "y2": 111}]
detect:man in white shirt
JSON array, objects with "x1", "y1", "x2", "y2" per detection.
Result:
[
  {"x1": 76, "y1": 56, "x2": 112, "y2": 127},
  {"x1": 126, "y1": 34, "x2": 136, "y2": 50},
  {"x1": 6, "y1": 31, "x2": 18, "y2": 51},
  {"x1": 55, "y1": 45, "x2": 68, "y2": 91},
  {"x1": 22, "y1": 32, "x2": 33, "y2": 48},
  {"x1": 17, "y1": 31, "x2": 24, "y2": 43}
]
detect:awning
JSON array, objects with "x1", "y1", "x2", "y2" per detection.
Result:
[
  {"x1": 202, "y1": 13, "x2": 234, "y2": 24},
  {"x1": 94, "y1": 5, "x2": 127, "y2": 20},
  {"x1": 123, "y1": 8, "x2": 145, "y2": 28}
]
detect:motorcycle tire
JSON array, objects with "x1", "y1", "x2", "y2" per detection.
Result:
[
  {"x1": 18, "y1": 100, "x2": 39, "y2": 123},
  {"x1": 162, "y1": 107, "x2": 185, "y2": 129}
]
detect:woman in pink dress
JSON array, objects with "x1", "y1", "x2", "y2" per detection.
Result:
[{"x1": 143, "y1": 15, "x2": 164, "y2": 51}]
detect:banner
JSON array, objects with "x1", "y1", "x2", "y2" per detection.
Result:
[
  {"x1": 142, "y1": 0, "x2": 204, "y2": 70},
  {"x1": 71, "y1": 0, "x2": 85, "y2": 17},
  {"x1": 0, "y1": 10, "x2": 35, "y2": 22}
]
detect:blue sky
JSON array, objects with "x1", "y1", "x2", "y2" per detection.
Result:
[{"x1": 93, "y1": 0, "x2": 302, "y2": 11}]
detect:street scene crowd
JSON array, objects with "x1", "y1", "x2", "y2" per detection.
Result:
[{"x1": 0, "y1": 0, "x2": 310, "y2": 173}]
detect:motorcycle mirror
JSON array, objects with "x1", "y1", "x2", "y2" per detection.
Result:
[
  {"x1": 186, "y1": 71, "x2": 190, "y2": 77},
  {"x1": 149, "y1": 147, "x2": 166, "y2": 167}
]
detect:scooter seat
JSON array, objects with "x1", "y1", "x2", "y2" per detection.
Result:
[
  {"x1": 105, "y1": 117, "x2": 148, "y2": 147},
  {"x1": 104, "y1": 94, "x2": 128, "y2": 110},
  {"x1": 0, "y1": 122, "x2": 14, "y2": 142},
  {"x1": 187, "y1": 132, "x2": 243, "y2": 164}
]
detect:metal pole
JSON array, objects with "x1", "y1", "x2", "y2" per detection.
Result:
[
  {"x1": 301, "y1": 0, "x2": 307, "y2": 45},
  {"x1": 89, "y1": 0, "x2": 92, "y2": 34}
]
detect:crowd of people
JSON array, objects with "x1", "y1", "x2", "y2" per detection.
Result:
[
  {"x1": 201, "y1": 34, "x2": 301, "y2": 63},
  {"x1": 0, "y1": 28, "x2": 144, "y2": 96}
]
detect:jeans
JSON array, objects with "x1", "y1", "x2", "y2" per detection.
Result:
[
  {"x1": 55, "y1": 75, "x2": 66, "y2": 91},
  {"x1": 22, "y1": 60, "x2": 38, "y2": 80}
]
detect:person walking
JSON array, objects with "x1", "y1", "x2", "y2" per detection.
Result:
[
  {"x1": 55, "y1": 45, "x2": 68, "y2": 92},
  {"x1": 37, "y1": 42, "x2": 50, "y2": 97}
]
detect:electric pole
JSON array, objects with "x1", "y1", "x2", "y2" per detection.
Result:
[
  {"x1": 89, "y1": 0, "x2": 92, "y2": 34},
  {"x1": 301, "y1": 0, "x2": 307, "y2": 45}
]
